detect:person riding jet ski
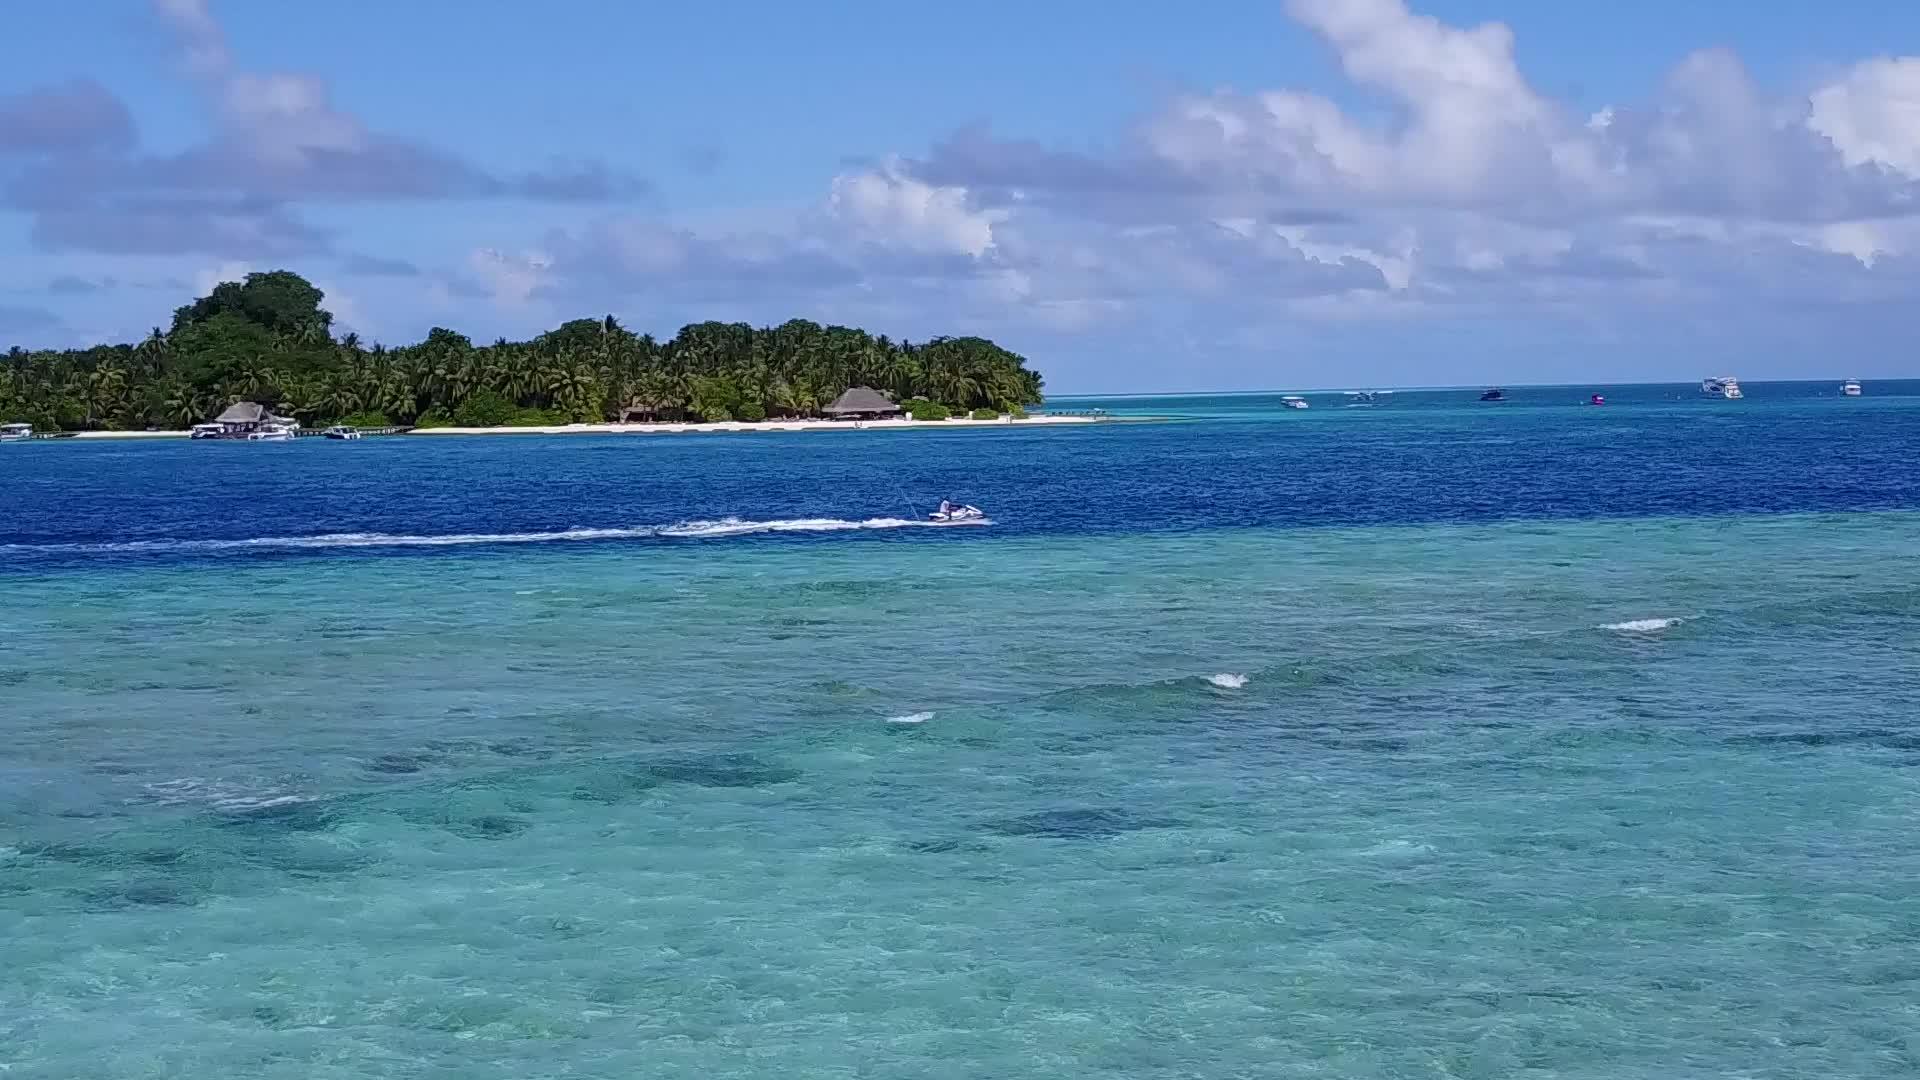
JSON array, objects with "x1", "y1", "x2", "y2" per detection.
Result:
[{"x1": 931, "y1": 500, "x2": 983, "y2": 522}]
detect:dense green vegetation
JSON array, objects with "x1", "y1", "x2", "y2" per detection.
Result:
[
  {"x1": 0, "y1": 271, "x2": 1046, "y2": 430},
  {"x1": 902, "y1": 398, "x2": 950, "y2": 422}
]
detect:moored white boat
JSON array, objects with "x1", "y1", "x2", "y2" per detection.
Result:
[
  {"x1": 246, "y1": 423, "x2": 295, "y2": 442},
  {"x1": 0, "y1": 422, "x2": 32, "y2": 442},
  {"x1": 322, "y1": 425, "x2": 362, "y2": 440},
  {"x1": 190, "y1": 423, "x2": 224, "y2": 440}
]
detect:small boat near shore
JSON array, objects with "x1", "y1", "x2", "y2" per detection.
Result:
[
  {"x1": 0, "y1": 422, "x2": 32, "y2": 442},
  {"x1": 246, "y1": 423, "x2": 296, "y2": 442},
  {"x1": 190, "y1": 423, "x2": 224, "y2": 440},
  {"x1": 323, "y1": 425, "x2": 362, "y2": 440}
]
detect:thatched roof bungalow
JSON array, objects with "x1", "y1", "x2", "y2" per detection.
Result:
[
  {"x1": 822, "y1": 387, "x2": 901, "y2": 420},
  {"x1": 212, "y1": 401, "x2": 292, "y2": 434}
]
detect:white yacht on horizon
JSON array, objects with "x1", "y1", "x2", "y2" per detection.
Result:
[
  {"x1": 1842, "y1": 379, "x2": 1862, "y2": 397},
  {"x1": 1702, "y1": 377, "x2": 1743, "y2": 399}
]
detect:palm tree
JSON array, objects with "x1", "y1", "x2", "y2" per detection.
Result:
[
  {"x1": 233, "y1": 363, "x2": 270, "y2": 398},
  {"x1": 133, "y1": 328, "x2": 170, "y2": 373},
  {"x1": 81, "y1": 364, "x2": 128, "y2": 427},
  {"x1": 0, "y1": 279, "x2": 1050, "y2": 434}
]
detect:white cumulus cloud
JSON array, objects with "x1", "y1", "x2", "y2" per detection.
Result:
[
  {"x1": 1808, "y1": 56, "x2": 1920, "y2": 176},
  {"x1": 828, "y1": 157, "x2": 1003, "y2": 257}
]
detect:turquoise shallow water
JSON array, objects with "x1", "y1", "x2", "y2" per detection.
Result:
[{"x1": 5, "y1": 392, "x2": 1920, "y2": 1077}]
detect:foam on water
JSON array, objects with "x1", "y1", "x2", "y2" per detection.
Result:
[
  {"x1": 1353, "y1": 838, "x2": 1439, "y2": 859},
  {"x1": 140, "y1": 778, "x2": 313, "y2": 812},
  {"x1": 886, "y1": 711, "x2": 935, "y2": 724},
  {"x1": 1207, "y1": 672, "x2": 1249, "y2": 689},
  {"x1": 1601, "y1": 616, "x2": 1683, "y2": 632},
  {"x1": 0, "y1": 516, "x2": 988, "y2": 555},
  {"x1": 658, "y1": 516, "x2": 988, "y2": 538}
]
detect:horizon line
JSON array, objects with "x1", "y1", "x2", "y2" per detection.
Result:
[{"x1": 1046, "y1": 377, "x2": 1898, "y2": 398}]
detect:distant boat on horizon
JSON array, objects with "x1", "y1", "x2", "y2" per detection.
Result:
[
  {"x1": 1702, "y1": 377, "x2": 1743, "y2": 399},
  {"x1": 1842, "y1": 379, "x2": 1862, "y2": 397},
  {"x1": 1479, "y1": 388, "x2": 1506, "y2": 402}
]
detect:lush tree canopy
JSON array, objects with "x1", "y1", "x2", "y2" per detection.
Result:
[{"x1": 1, "y1": 271, "x2": 1046, "y2": 430}]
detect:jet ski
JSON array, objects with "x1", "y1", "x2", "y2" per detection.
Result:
[{"x1": 929, "y1": 501, "x2": 986, "y2": 523}]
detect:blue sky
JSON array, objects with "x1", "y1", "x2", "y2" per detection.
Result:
[{"x1": 4, "y1": 1, "x2": 1920, "y2": 391}]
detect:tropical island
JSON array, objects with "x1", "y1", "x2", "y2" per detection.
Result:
[{"x1": 0, "y1": 271, "x2": 1056, "y2": 434}]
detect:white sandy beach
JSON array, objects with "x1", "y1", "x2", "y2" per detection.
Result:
[
  {"x1": 405, "y1": 414, "x2": 1102, "y2": 436},
  {"x1": 60, "y1": 414, "x2": 1106, "y2": 439}
]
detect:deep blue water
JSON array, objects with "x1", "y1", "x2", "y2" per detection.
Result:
[
  {"x1": 5, "y1": 384, "x2": 1920, "y2": 1078},
  {"x1": 1053, "y1": 378, "x2": 1920, "y2": 417},
  {"x1": 6, "y1": 382, "x2": 1920, "y2": 568}
]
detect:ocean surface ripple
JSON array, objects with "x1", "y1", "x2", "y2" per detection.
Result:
[{"x1": 3, "y1": 385, "x2": 1919, "y2": 1078}]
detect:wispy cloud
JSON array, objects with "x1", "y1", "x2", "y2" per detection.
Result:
[
  {"x1": 16, "y1": 0, "x2": 1920, "y2": 385},
  {"x1": 0, "y1": 303, "x2": 67, "y2": 339},
  {"x1": 339, "y1": 253, "x2": 422, "y2": 278},
  {"x1": 0, "y1": 0, "x2": 650, "y2": 260},
  {"x1": 0, "y1": 80, "x2": 135, "y2": 157}
]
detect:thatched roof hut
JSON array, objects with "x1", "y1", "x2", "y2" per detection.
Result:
[
  {"x1": 212, "y1": 401, "x2": 291, "y2": 432},
  {"x1": 618, "y1": 398, "x2": 663, "y2": 423},
  {"x1": 822, "y1": 387, "x2": 901, "y2": 419},
  {"x1": 214, "y1": 401, "x2": 271, "y2": 424}
]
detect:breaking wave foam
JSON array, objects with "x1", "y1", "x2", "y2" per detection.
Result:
[
  {"x1": 141, "y1": 777, "x2": 313, "y2": 813},
  {"x1": 886, "y1": 711, "x2": 935, "y2": 724},
  {"x1": 1600, "y1": 617, "x2": 1682, "y2": 633},
  {"x1": 1, "y1": 516, "x2": 989, "y2": 555},
  {"x1": 1207, "y1": 673, "x2": 1249, "y2": 689}
]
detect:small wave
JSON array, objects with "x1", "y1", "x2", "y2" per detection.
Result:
[
  {"x1": 1600, "y1": 617, "x2": 1682, "y2": 633},
  {"x1": 1355, "y1": 839, "x2": 1437, "y2": 858},
  {"x1": 141, "y1": 778, "x2": 312, "y2": 812},
  {"x1": 0, "y1": 516, "x2": 988, "y2": 555},
  {"x1": 886, "y1": 711, "x2": 934, "y2": 724},
  {"x1": 1207, "y1": 673, "x2": 1249, "y2": 689}
]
